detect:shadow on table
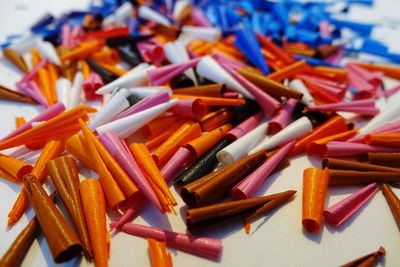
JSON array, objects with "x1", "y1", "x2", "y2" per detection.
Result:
[
  {"x1": 141, "y1": 204, "x2": 173, "y2": 231},
  {"x1": 0, "y1": 179, "x2": 20, "y2": 193},
  {"x1": 302, "y1": 227, "x2": 323, "y2": 244}
]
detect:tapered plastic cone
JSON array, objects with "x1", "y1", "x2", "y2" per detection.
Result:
[
  {"x1": 79, "y1": 179, "x2": 108, "y2": 267},
  {"x1": 238, "y1": 68, "x2": 302, "y2": 100},
  {"x1": 227, "y1": 112, "x2": 264, "y2": 140},
  {"x1": 103, "y1": 2, "x2": 133, "y2": 26},
  {"x1": 381, "y1": 183, "x2": 400, "y2": 231},
  {"x1": 291, "y1": 116, "x2": 349, "y2": 156},
  {"x1": 147, "y1": 58, "x2": 200, "y2": 85},
  {"x1": 126, "y1": 86, "x2": 172, "y2": 98},
  {"x1": 17, "y1": 81, "x2": 49, "y2": 107},
  {"x1": 182, "y1": 151, "x2": 268, "y2": 207},
  {"x1": 164, "y1": 42, "x2": 181, "y2": 63},
  {"x1": 357, "y1": 101, "x2": 400, "y2": 137},
  {"x1": 109, "y1": 221, "x2": 222, "y2": 260},
  {"x1": 306, "y1": 99, "x2": 377, "y2": 114},
  {"x1": 56, "y1": 78, "x2": 71, "y2": 107},
  {"x1": 313, "y1": 141, "x2": 399, "y2": 158},
  {"x1": 99, "y1": 133, "x2": 163, "y2": 211},
  {"x1": 0, "y1": 154, "x2": 33, "y2": 180},
  {"x1": 171, "y1": 99, "x2": 208, "y2": 119},
  {"x1": 138, "y1": 5, "x2": 171, "y2": 26},
  {"x1": 47, "y1": 156, "x2": 92, "y2": 256},
  {"x1": 339, "y1": 247, "x2": 385, "y2": 267},
  {"x1": 173, "y1": 84, "x2": 224, "y2": 98},
  {"x1": 36, "y1": 39, "x2": 61, "y2": 66},
  {"x1": 301, "y1": 168, "x2": 329, "y2": 233},
  {"x1": 249, "y1": 117, "x2": 313, "y2": 154},
  {"x1": 217, "y1": 121, "x2": 268, "y2": 165},
  {"x1": 22, "y1": 174, "x2": 82, "y2": 263},
  {"x1": 234, "y1": 27, "x2": 270, "y2": 74},
  {"x1": 269, "y1": 99, "x2": 298, "y2": 134},
  {"x1": 186, "y1": 190, "x2": 295, "y2": 233},
  {"x1": 181, "y1": 26, "x2": 221, "y2": 42},
  {"x1": 174, "y1": 41, "x2": 198, "y2": 85},
  {"x1": 349, "y1": 120, "x2": 400, "y2": 143},
  {"x1": 289, "y1": 79, "x2": 314, "y2": 106},
  {"x1": 164, "y1": 41, "x2": 191, "y2": 63},
  {"x1": 222, "y1": 64, "x2": 280, "y2": 117},
  {"x1": 175, "y1": 137, "x2": 232, "y2": 185},
  {"x1": 324, "y1": 183, "x2": 378, "y2": 227},
  {"x1": 0, "y1": 215, "x2": 40, "y2": 266},
  {"x1": 186, "y1": 124, "x2": 232, "y2": 159},
  {"x1": 88, "y1": 88, "x2": 130, "y2": 129},
  {"x1": 68, "y1": 72, "x2": 84, "y2": 109},
  {"x1": 96, "y1": 99, "x2": 178, "y2": 139},
  {"x1": 0, "y1": 85, "x2": 36, "y2": 104},
  {"x1": 9, "y1": 35, "x2": 37, "y2": 54},
  {"x1": 3, "y1": 48, "x2": 28, "y2": 73},
  {"x1": 114, "y1": 90, "x2": 170, "y2": 120},
  {"x1": 0, "y1": 105, "x2": 94, "y2": 150},
  {"x1": 173, "y1": 0, "x2": 192, "y2": 21},
  {"x1": 232, "y1": 141, "x2": 295, "y2": 199},
  {"x1": 96, "y1": 63, "x2": 154, "y2": 94},
  {"x1": 161, "y1": 147, "x2": 194, "y2": 182},
  {"x1": 0, "y1": 102, "x2": 65, "y2": 142},
  {"x1": 196, "y1": 56, "x2": 254, "y2": 99}
]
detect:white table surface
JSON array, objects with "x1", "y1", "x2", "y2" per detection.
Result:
[{"x1": 1, "y1": 0, "x2": 400, "y2": 266}]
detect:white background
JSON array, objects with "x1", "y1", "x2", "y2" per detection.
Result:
[{"x1": 1, "y1": 0, "x2": 400, "y2": 266}]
